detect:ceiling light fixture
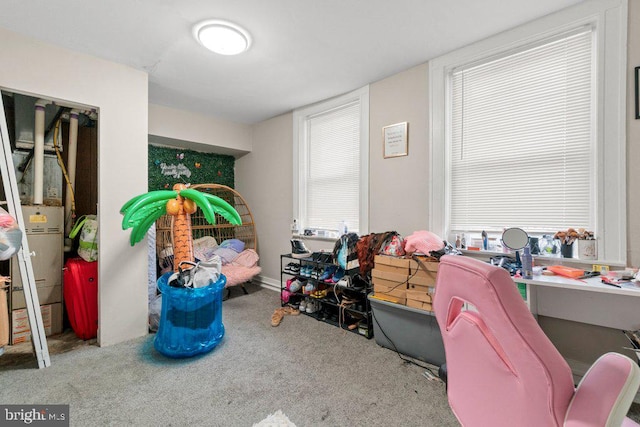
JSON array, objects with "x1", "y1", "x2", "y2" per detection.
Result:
[{"x1": 193, "y1": 19, "x2": 252, "y2": 55}]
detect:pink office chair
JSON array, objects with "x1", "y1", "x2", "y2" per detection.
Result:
[{"x1": 433, "y1": 255, "x2": 640, "y2": 427}]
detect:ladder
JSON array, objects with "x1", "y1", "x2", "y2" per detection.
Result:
[{"x1": 0, "y1": 95, "x2": 50, "y2": 368}]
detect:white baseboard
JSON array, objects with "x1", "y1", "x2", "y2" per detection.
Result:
[
  {"x1": 567, "y1": 358, "x2": 640, "y2": 404},
  {"x1": 254, "y1": 275, "x2": 279, "y2": 292}
]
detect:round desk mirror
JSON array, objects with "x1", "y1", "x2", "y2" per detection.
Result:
[{"x1": 502, "y1": 227, "x2": 529, "y2": 251}]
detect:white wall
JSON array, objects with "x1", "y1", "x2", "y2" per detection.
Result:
[
  {"x1": 235, "y1": 113, "x2": 294, "y2": 285},
  {"x1": 369, "y1": 63, "x2": 430, "y2": 236},
  {"x1": 0, "y1": 28, "x2": 149, "y2": 346},
  {"x1": 627, "y1": 0, "x2": 640, "y2": 266},
  {"x1": 148, "y1": 103, "x2": 252, "y2": 156}
]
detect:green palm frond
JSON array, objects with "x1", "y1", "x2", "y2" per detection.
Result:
[
  {"x1": 121, "y1": 190, "x2": 177, "y2": 247},
  {"x1": 120, "y1": 187, "x2": 242, "y2": 247},
  {"x1": 122, "y1": 199, "x2": 167, "y2": 230},
  {"x1": 180, "y1": 189, "x2": 242, "y2": 225},
  {"x1": 129, "y1": 206, "x2": 168, "y2": 246},
  {"x1": 121, "y1": 190, "x2": 176, "y2": 230}
]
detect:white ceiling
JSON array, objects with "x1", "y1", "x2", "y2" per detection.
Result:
[{"x1": 0, "y1": 0, "x2": 584, "y2": 124}]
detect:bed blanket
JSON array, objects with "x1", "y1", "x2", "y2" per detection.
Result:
[{"x1": 222, "y1": 249, "x2": 261, "y2": 287}]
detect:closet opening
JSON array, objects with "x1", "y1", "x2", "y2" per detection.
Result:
[{"x1": 0, "y1": 90, "x2": 99, "y2": 368}]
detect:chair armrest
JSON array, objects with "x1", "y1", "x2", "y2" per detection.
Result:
[{"x1": 564, "y1": 352, "x2": 640, "y2": 427}]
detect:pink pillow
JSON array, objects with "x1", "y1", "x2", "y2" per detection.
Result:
[
  {"x1": 232, "y1": 249, "x2": 259, "y2": 268},
  {"x1": 213, "y1": 247, "x2": 240, "y2": 264},
  {"x1": 404, "y1": 230, "x2": 445, "y2": 255}
]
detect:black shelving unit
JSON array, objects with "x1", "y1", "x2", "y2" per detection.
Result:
[{"x1": 280, "y1": 253, "x2": 373, "y2": 339}]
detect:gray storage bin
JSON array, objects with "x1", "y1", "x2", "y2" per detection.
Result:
[{"x1": 368, "y1": 294, "x2": 446, "y2": 367}]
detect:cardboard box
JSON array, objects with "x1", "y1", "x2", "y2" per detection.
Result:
[
  {"x1": 406, "y1": 299, "x2": 433, "y2": 311},
  {"x1": 0, "y1": 289, "x2": 8, "y2": 348},
  {"x1": 11, "y1": 303, "x2": 63, "y2": 344},
  {"x1": 375, "y1": 255, "x2": 411, "y2": 269},
  {"x1": 412, "y1": 268, "x2": 439, "y2": 280},
  {"x1": 410, "y1": 257, "x2": 440, "y2": 274},
  {"x1": 407, "y1": 282, "x2": 433, "y2": 293},
  {"x1": 406, "y1": 289, "x2": 432, "y2": 303},
  {"x1": 408, "y1": 274, "x2": 436, "y2": 287},
  {"x1": 374, "y1": 263, "x2": 409, "y2": 275},
  {"x1": 371, "y1": 293, "x2": 406, "y2": 305},
  {"x1": 408, "y1": 257, "x2": 439, "y2": 288},
  {"x1": 373, "y1": 279, "x2": 407, "y2": 299},
  {"x1": 373, "y1": 255, "x2": 410, "y2": 275},
  {"x1": 372, "y1": 268, "x2": 409, "y2": 284},
  {"x1": 373, "y1": 276, "x2": 408, "y2": 290}
]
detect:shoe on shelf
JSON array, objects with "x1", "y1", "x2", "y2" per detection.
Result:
[
  {"x1": 290, "y1": 264, "x2": 301, "y2": 275},
  {"x1": 281, "y1": 289, "x2": 292, "y2": 303},
  {"x1": 319, "y1": 265, "x2": 338, "y2": 281},
  {"x1": 312, "y1": 251, "x2": 333, "y2": 264},
  {"x1": 331, "y1": 267, "x2": 346, "y2": 283},
  {"x1": 291, "y1": 239, "x2": 311, "y2": 259},
  {"x1": 302, "y1": 265, "x2": 313, "y2": 278},
  {"x1": 311, "y1": 289, "x2": 327, "y2": 299},
  {"x1": 299, "y1": 299, "x2": 307, "y2": 313},
  {"x1": 284, "y1": 262, "x2": 294, "y2": 273},
  {"x1": 318, "y1": 252, "x2": 333, "y2": 264},
  {"x1": 303, "y1": 282, "x2": 316, "y2": 295},
  {"x1": 285, "y1": 277, "x2": 296, "y2": 291},
  {"x1": 336, "y1": 276, "x2": 351, "y2": 287},
  {"x1": 289, "y1": 279, "x2": 304, "y2": 293},
  {"x1": 306, "y1": 299, "x2": 317, "y2": 314}
]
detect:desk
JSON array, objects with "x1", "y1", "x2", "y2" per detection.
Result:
[{"x1": 515, "y1": 275, "x2": 640, "y2": 330}]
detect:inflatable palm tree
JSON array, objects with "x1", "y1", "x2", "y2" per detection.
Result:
[{"x1": 120, "y1": 183, "x2": 241, "y2": 271}]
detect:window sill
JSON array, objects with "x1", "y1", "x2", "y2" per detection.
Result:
[
  {"x1": 459, "y1": 249, "x2": 626, "y2": 269},
  {"x1": 292, "y1": 233, "x2": 339, "y2": 243}
]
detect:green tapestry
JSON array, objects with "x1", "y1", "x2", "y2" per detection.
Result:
[{"x1": 148, "y1": 145, "x2": 235, "y2": 191}]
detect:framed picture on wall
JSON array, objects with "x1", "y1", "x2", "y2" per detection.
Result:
[
  {"x1": 383, "y1": 122, "x2": 408, "y2": 158},
  {"x1": 635, "y1": 66, "x2": 640, "y2": 120}
]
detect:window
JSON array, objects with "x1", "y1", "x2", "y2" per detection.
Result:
[
  {"x1": 293, "y1": 86, "x2": 369, "y2": 235},
  {"x1": 430, "y1": 0, "x2": 627, "y2": 263},
  {"x1": 450, "y1": 28, "x2": 593, "y2": 232}
]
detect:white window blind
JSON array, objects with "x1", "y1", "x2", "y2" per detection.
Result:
[
  {"x1": 450, "y1": 28, "x2": 593, "y2": 233},
  {"x1": 304, "y1": 101, "x2": 361, "y2": 232}
]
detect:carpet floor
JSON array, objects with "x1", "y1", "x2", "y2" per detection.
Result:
[{"x1": 0, "y1": 284, "x2": 638, "y2": 426}]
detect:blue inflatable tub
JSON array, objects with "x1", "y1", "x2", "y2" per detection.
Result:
[{"x1": 154, "y1": 272, "x2": 226, "y2": 358}]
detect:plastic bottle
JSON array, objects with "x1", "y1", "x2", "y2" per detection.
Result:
[
  {"x1": 522, "y1": 246, "x2": 533, "y2": 279},
  {"x1": 455, "y1": 234, "x2": 461, "y2": 249},
  {"x1": 461, "y1": 233, "x2": 466, "y2": 249},
  {"x1": 339, "y1": 220, "x2": 348, "y2": 235}
]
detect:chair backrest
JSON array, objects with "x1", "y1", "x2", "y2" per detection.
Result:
[{"x1": 434, "y1": 255, "x2": 575, "y2": 426}]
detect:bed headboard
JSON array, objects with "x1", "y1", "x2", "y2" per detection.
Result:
[{"x1": 155, "y1": 184, "x2": 257, "y2": 269}]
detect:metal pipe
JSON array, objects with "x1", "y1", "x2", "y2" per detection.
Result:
[
  {"x1": 33, "y1": 99, "x2": 49, "y2": 205},
  {"x1": 64, "y1": 110, "x2": 79, "y2": 235}
]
